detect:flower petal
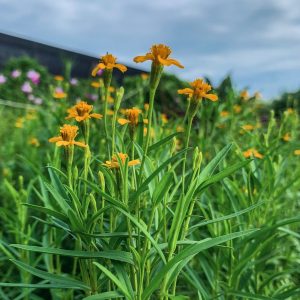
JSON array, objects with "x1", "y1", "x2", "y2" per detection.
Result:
[
  {"x1": 48, "y1": 136, "x2": 62, "y2": 143},
  {"x1": 115, "y1": 64, "x2": 127, "y2": 73},
  {"x1": 204, "y1": 93, "x2": 218, "y2": 102},
  {"x1": 133, "y1": 54, "x2": 153, "y2": 63},
  {"x1": 128, "y1": 159, "x2": 140, "y2": 167},
  {"x1": 178, "y1": 88, "x2": 193, "y2": 95},
  {"x1": 73, "y1": 141, "x2": 87, "y2": 148},
  {"x1": 90, "y1": 113, "x2": 103, "y2": 119},
  {"x1": 118, "y1": 118, "x2": 131, "y2": 125},
  {"x1": 56, "y1": 141, "x2": 70, "y2": 147}
]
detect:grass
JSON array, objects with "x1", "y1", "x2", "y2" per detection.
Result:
[{"x1": 0, "y1": 48, "x2": 299, "y2": 300}]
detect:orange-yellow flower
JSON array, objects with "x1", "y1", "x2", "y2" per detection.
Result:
[
  {"x1": 240, "y1": 90, "x2": 249, "y2": 101},
  {"x1": 144, "y1": 103, "x2": 149, "y2": 111},
  {"x1": 118, "y1": 107, "x2": 147, "y2": 126},
  {"x1": 294, "y1": 149, "x2": 300, "y2": 156},
  {"x1": 254, "y1": 91, "x2": 262, "y2": 100},
  {"x1": 220, "y1": 111, "x2": 229, "y2": 117},
  {"x1": 233, "y1": 105, "x2": 242, "y2": 113},
  {"x1": 49, "y1": 124, "x2": 86, "y2": 148},
  {"x1": 141, "y1": 73, "x2": 149, "y2": 80},
  {"x1": 53, "y1": 91, "x2": 67, "y2": 99},
  {"x1": 92, "y1": 53, "x2": 127, "y2": 76},
  {"x1": 28, "y1": 137, "x2": 40, "y2": 147},
  {"x1": 242, "y1": 124, "x2": 255, "y2": 131},
  {"x1": 243, "y1": 148, "x2": 263, "y2": 159},
  {"x1": 15, "y1": 117, "x2": 24, "y2": 128},
  {"x1": 91, "y1": 81, "x2": 101, "y2": 88},
  {"x1": 54, "y1": 75, "x2": 64, "y2": 81},
  {"x1": 103, "y1": 153, "x2": 140, "y2": 169},
  {"x1": 161, "y1": 113, "x2": 168, "y2": 124},
  {"x1": 134, "y1": 44, "x2": 184, "y2": 68},
  {"x1": 178, "y1": 79, "x2": 218, "y2": 102},
  {"x1": 282, "y1": 133, "x2": 291, "y2": 142},
  {"x1": 65, "y1": 101, "x2": 102, "y2": 122}
]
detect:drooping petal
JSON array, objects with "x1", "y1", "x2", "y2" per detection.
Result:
[
  {"x1": 118, "y1": 118, "x2": 131, "y2": 125},
  {"x1": 157, "y1": 56, "x2": 184, "y2": 68},
  {"x1": 204, "y1": 93, "x2": 218, "y2": 102},
  {"x1": 166, "y1": 58, "x2": 184, "y2": 68},
  {"x1": 128, "y1": 159, "x2": 140, "y2": 167},
  {"x1": 90, "y1": 113, "x2": 103, "y2": 119},
  {"x1": 115, "y1": 64, "x2": 127, "y2": 73},
  {"x1": 48, "y1": 136, "x2": 62, "y2": 143},
  {"x1": 178, "y1": 88, "x2": 193, "y2": 96},
  {"x1": 73, "y1": 141, "x2": 87, "y2": 148},
  {"x1": 133, "y1": 54, "x2": 153, "y2": 63},
  {"x1": 56, "y1": 141, "x2": 71, "y2": 147},
  {"x1": 92, "y1": 65, "x2": 100, "y2": 77},
  {"x1": 75, "y1": 116, "x2": 87, "y2": 122}
]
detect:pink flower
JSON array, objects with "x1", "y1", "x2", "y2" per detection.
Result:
[
  {"x1": 97, "y1": 69, "x2": 103, "y2": 76},
  {"x1": 0, "y1": 74, "x2": 7, "y2": 84},
  {"x1": 11, "y1": 70, "x2": 21, "y2": 78},
  {"x1": 21, "y1": 82, "x2": 33, "y2": 93},
  {"x1": 27, "y1": 70, "x2": 40, "y2": 85},
  {"x1": 34, "y1": 97, "x2": 43, "y2": 105},
  {"x1": 70, "y1": 78, "x2": 78, "y2": 85}
]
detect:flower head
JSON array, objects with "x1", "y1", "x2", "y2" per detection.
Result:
[
  {"x1": 118, "y1": 107, "x2": 146, "y2": 126},
  {"x1": 66, "y1": 101, "x2": 102, "y2": 122},
  {"x1": 53, "y1": 87, "x2": 67, "y2": 99},
  {"x1": 28, "y1": 137, "x2": 40, "y2": 147},
  {"x1": 21, "y1": 82, "x2": 32, "y2": 93},
  {"x1": 241, "y1": 124, "x2": 255, "y2": 131},
  {"x1": 27, "y1": 70, "x2": 40, "y2": 85},
  {"x1": 243, "y1": 148, "x2": 263, "y2": 159},
  {"x1": 294, "y1": 149, "x2": 300, "y2": 156},
  {"x1": 11, "y1": 70, "x2": 21, "y2": 78},
  {"x1": 92, "y1": 53, "x2": 127, "y2": 76},
  {"x1": 103, "y1": 153, "x2": 140, "y2": 169},
  {"x1": 49, "y1": 124, "x2": 86, "y2": 148},
  {"x1": 240, "y1": 90, "x2": 249, "y2": 101},
  {"x1": 54, "y1": 75, "x2": 64, "y2": 81},
  {"x1": 134, "y1": 44, "x2": 184, "y2": 68},
  {"x1": 282, "y1": 133, "x2": 291, "y2": 142},
  {"x1": 0, "y1": 74, "x2": 7, "y2": 84},
  {"x1": 178, "y1": 79, "x2": 218, "y2": 102},
  {"x1": 220, "y1": 111, "x2": 229, "y2": 117},
  {"x1": 70, "y1": 78, "x2": 78, "y2": 86},
  {"x1": 233, "y1": 105, "x2": 242, "y2": 113}
]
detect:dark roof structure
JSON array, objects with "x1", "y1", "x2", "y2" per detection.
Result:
[{"x1": 0, "y1": 32, "x2": 143, "y2": 78}]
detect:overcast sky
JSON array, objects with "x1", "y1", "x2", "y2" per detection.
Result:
[{"x1": 0, "y1": 0, "x2": 299, "y2": 98}]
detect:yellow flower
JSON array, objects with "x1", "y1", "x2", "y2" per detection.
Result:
[
  {"x1": 294, "y1": 149, "x2": 300, "y2": 156},
  {"x1": 91, "y1": 81, "x2": 101, "y2": 88},
  {"x1": 118, "y1": 107, "x2": 147, "y2": 126},
  {"x1": 107, "y1": 109, "x2": 115, "y2": 116},
  {"x1": 49, "y1": 124, "x2": 86, "y2": 148},
  {"x1": 103, "y1": 153, "x2": 140, "y2": 169},
  {"x1": 240, "y1": 90, "x2": 249, "y2": 101},
  {"x1": 92, "y1": 53, "x2": 127, "y2": 76},
  {"x1": 220, "y1": 111, "x2": 229, "y2": 117},
  {"x1": 141, "y1": 73, "x2": 149, "y2": 80},
  {"x1": 54, "y1": 75, "x2": 64, "y2": 81},
  {"x1": 108, "y1": 86, "x2": 115, "y2": 93},
  {"x1": 143, "y1": 127, "x2": 155, "y2": 137},
  {"x1": 254, "y1": 91, "x2": 262, "y2": 100},
  {"x1": 134, "y1": 44, "x2": 184, "y2": 68},
  {"x1": 233, "y1": 105, "x2": 242, "y2": 113},
  {"x1": 178, "y1": 79, "x2": 218, "y2": 102},
  {"x1": 65, "y1": 101, "x2": 102, "y2": 122},
  {"x1": 53, "y1": 91, "x2": 67, "y2": 99},
  {"x1": 243, "y1": 148, "x2": 263, "y2": 159},
  {"x1": 25, "y1": 110, "x2": 37, "y2": 120},
  {"x1": 282, "y1": 133, "x2": 291, "y2": 142},
  {"x1": 241, "y1": 124, "x2": 255, "y2": 131},
  {"x1": 161, "y1": 113, "x2": 168, "y2": 124},
  {"x1": 28, "y1": 137, "x2": 40, "y2": 147},
  {"x1": 15, "y1": 117, "x2": 24, "y2": 128},
  {"x1": 286, "y1": 108, "x2": 294, "y2": 115},
  {"x1": 144, "y1": 103, "x2": 149, "y2": 111},
  {"x1": 176, "y1": 125, "x2": 184, "y2": 132}
]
